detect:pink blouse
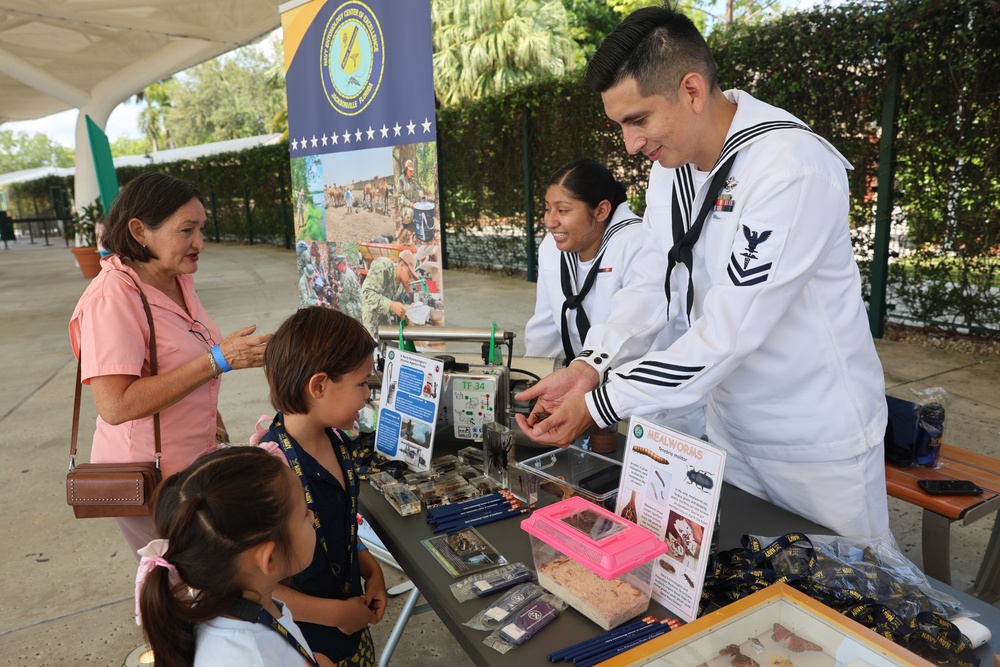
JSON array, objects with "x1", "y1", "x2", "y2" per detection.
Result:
[{"x1": 69, "y1": 255, "x2": 222, "y2": 478}]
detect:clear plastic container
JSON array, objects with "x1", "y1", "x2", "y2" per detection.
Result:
[
  {"x1": 520, "y1": 496, "x2": 667, "y2": 630},
  {"x1": 513, "y1": 445, "x2": 622, "y2": 510}
]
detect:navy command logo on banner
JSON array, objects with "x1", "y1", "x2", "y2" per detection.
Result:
[{"x1": 321, "y1": 1, "x2": 384, "y2": 116}]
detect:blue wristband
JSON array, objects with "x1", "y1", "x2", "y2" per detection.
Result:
[{"x1": 210, "y1": 344, "x2": 232, "y2": 373}]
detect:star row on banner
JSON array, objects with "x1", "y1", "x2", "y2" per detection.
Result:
[{"x1": 291, "y1": 117, "x2": 434, "y2": 152}]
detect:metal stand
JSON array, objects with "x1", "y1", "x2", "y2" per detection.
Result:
[
  {"x1": 363, "y1": 525, "x2": 434, "y2": 666},
  {"x1": 379, "y1": 586, "x2": 432, "y2": 667}
]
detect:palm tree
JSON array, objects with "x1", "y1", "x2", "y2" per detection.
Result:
[
  {"x1": 270, "y1": 106, "x2": 289, "y2": 141},
  {"x1": 133, "y1": 80, "x2": 175, "y2": 153},
  {"x1": 432, "y1": 0, "x2": 578, "y2": 106}
]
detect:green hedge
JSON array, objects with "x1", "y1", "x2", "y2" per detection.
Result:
[
  {"x1": 438, "y1": 0, "x2": 1000, "y2": 335},
  {"x1": 5, "y1": 143, "x2": 294, "y2": 248},
  {"x1": 6, "y1": 0, "x2": 998, "y2": 335}
]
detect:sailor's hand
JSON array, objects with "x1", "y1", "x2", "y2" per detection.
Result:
[
  {"x1": 514, "y1": 362, "x2": 599, "y2": 423},
  {"x1": 514, "y1": 395, "x2": 594, "y2": 447}
]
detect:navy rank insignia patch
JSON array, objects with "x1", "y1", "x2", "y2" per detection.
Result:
[{"x1": 728, "y1": 224, "x2": 782, "y2": 286}]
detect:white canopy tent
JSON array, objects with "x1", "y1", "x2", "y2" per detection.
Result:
[{"x1": 0, "y1": 1, "x2": 283, "y2": 208}]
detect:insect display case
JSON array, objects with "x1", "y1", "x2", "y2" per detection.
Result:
[
  {"x1": 602, "y1": 583, "x2": 936, "y2": 667},
  {"x1": 513, "y1": 445, "x2": 622, "y2": 510}
]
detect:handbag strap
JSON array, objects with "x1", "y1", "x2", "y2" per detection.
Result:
[{"x1": 69, "y1": 271, "x2": 161, "y2": 469}]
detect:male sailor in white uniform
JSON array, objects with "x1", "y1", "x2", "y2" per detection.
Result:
[{"x1": 516, "y1": 6, "x2": 889, "y2": 541}]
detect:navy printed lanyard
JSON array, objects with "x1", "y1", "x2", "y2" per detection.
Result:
[
  {"x1": 274, "y1": 416, "x2": 356, "y2": 596},
  {"x1": 227, "y1": 597, "x2": 318, "y2": 666}
]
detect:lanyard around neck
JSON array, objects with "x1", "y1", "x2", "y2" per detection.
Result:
[
  {"x1": 227, "y1": 597, "x2": 318, "y2": 666},
  {"x1": 274, "y1": 416, "x2": 356, "y2": 595}
]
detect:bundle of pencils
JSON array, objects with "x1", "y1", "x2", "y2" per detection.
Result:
[
  {"x1": 425, "y1": 491, "x2": 529, "y2": 533},
  {"x1": 546, "y1": 616, "x2": 680, "y2": 665}
]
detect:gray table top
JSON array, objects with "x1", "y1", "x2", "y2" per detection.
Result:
[{"x1": 360, "y1": 445, "x2": 1000, "y2": 666}]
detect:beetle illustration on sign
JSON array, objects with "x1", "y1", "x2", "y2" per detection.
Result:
[{"x1": 686, "y1": 465, "x2": 714, "y2": 492}]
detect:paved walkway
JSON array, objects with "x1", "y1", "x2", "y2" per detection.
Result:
[{"x1": 0, "y1": 240, "x2": 997, "y2": 665}]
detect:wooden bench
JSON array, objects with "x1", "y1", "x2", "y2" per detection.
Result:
[{"x1": 885, "y1": 444, "x2": 1000, "y2": 602}]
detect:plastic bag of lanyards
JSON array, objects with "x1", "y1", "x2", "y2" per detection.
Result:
[
  {"x1": 755, "y1": 533, "x2": 969, "y2": 621},
  {"x1": 702, "y1": 533, "x2": 981, "y2": 667}
]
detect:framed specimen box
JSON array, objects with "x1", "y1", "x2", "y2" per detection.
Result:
[{"x1": 602, "y1": 583, "x2": 936, "y2": 667}]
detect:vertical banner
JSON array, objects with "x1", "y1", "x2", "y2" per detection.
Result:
[{"x1": 280, "y1": 0, "x2": 444, "y2": 342}]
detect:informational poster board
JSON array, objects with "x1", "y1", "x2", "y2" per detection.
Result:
[
  {"x1": 280, "y1": 0, "x2": 444, "y2": 343},
  {"x1": 374, "y1": 348, "x2": 443, "y2": 471},
  {"x1": 615, "y1": 416, "x2": 727, "y2": 622}
]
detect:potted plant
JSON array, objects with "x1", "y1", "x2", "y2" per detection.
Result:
[{"x1": 67, "y1": 199, "x2": 103, "y2": 279}]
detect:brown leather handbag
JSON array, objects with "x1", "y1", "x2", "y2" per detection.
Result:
[{"x1": 66, "y1": 274, "x2": 162, "y2": 518}]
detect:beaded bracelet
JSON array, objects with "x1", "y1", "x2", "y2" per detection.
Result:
[{"x1": 207, "y1": 351, "x2": 221, "y2": 379}]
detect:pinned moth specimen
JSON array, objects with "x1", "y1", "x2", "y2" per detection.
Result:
[{"x1": 771, "y1": 623, "x2": 822, "y2": 652}]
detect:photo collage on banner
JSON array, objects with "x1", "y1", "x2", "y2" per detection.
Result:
[{"x1": 281, "y1": 0, "x2": 444, "y2": 346}]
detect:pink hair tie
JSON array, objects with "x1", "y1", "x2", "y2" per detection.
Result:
[
  {"x1": 248, "y1": 415, "x2": 273, "y2": 446},
  {"x1": 135, "y1": 539, "x2": 176, "y2": 626}
]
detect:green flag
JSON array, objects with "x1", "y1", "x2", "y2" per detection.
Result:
[{"x1": 85, "y1": 115, "x2": 119, "y2": 213}]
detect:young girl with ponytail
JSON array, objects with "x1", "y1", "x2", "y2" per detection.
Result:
[{"x1": 136, "y1": 446, "x2": 327, "y2": 667}]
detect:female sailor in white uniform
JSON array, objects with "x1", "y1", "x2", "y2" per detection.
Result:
[
  {"x1": 525, "y1": 158, "x2": 646, "y2": 362},
  {"x1": 525, "y1": 159, "x2": 705, "y2": 437}
]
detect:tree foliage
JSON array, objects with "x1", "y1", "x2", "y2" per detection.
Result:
[
  {"x1": 562, "y1": 0, "x2": 626, "y2": 65},
  {"x1": 110, "y1": 135, "x2": 153, "y2": 158},
  {"x1": 432, "y1": 0, "x2": 579, "y2": 106},
  {"x1": 134, "y1": 79, "x2": 175, "y2": 152},
  {"x1": 0, "y1": 130, "x2": 74, "y2": 173},
  {"x1": 162, "y1": 35, "x2": 286, "y2": 148}
]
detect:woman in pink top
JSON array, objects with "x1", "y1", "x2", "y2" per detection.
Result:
[{"x1": 69, "y1": 173, "x2": 273, "y2": 558}]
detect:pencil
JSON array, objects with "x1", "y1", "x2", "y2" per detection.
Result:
[
  {"x1": 546, "y1": 617, "x2": 655, "y2": 662},
  {"x1": 434, "y1": 506, "x2": 529, "y2": 533},
  {"x1": 557, "y1": 619, "x2": 655, "y2": 662},
  {"x1": 570, "y1": 620, "x2": 671, "y2": 663},
  {"x1": 425, "y1": 492, "x2": 509, "y2": 520},
  {"x1": 427, "y1": 497, "x2": 519, "y2": 525},
  {"x1": 574, "y1": 624, "x2": 673, "y2": 667}
]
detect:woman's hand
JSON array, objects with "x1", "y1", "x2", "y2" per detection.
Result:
[{"x1": 217, "y1": 325, "x2": 273, "y2": 370}]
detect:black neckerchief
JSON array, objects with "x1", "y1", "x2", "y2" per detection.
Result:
[
  {"x1": 664, "y1": 119, "x2": 815, "y2": 323},
  {"x1": 665, "y1": 153, "x2": 738, "y2": 324},
  {"x1": 559, "y1": 252, "x2": 601, "y2": 362},
  {"x1": 558, "y1": 217, "x2": 641, "y2": 361},
  {"x1": 226, "y1": 597, "x2": 319, "y2": 666}
]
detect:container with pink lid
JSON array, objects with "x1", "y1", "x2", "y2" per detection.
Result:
[{"x1": 520, "y1": 495, "x2": 667, "y2": 630}]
